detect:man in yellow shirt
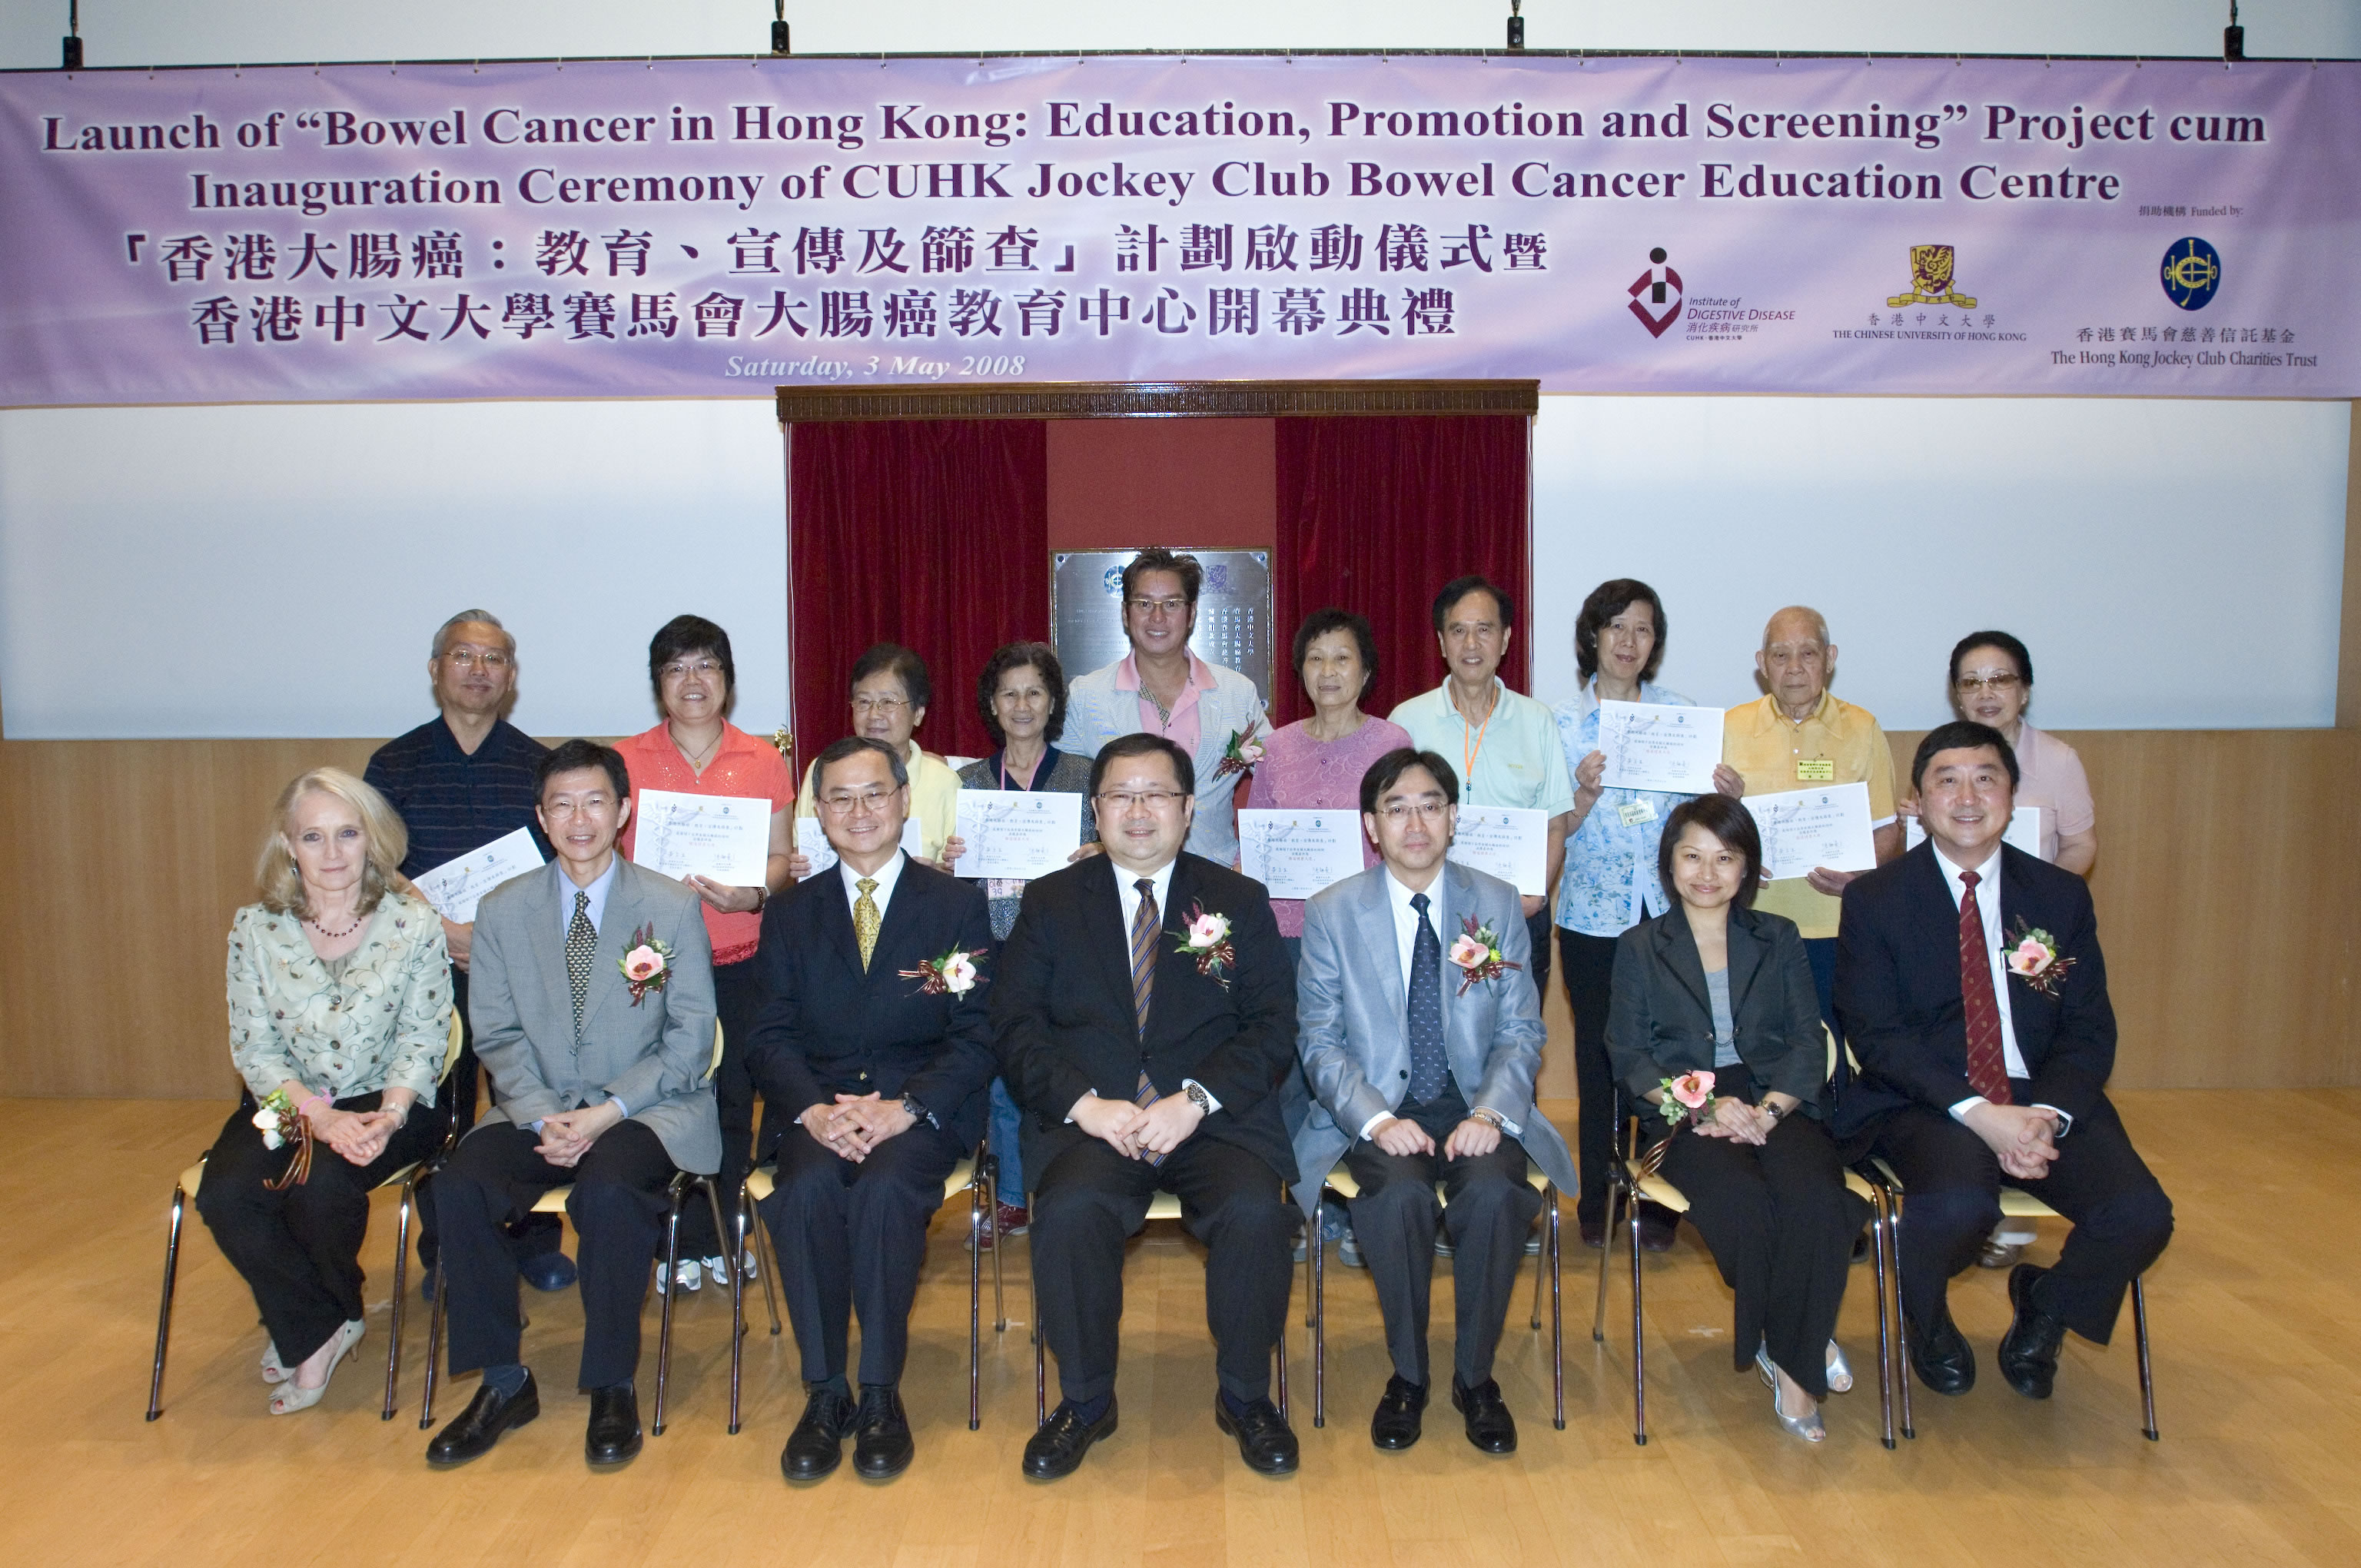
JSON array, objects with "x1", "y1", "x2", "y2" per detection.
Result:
[{"x1": 1722, "y1": 606, "x2": 1902, "y2": 1034}]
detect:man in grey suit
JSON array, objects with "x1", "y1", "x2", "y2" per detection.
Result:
[
  {"x1": 426, "y1": 739, "x2": 718, "y2": 1470},
  {"x1": 1293, "y1": 747, "x2": 1576, "y2": 1454}
]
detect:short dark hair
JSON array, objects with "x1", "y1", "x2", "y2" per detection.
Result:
[
  {"x1": 1574, "y1": 580, "x2": 1668, "y2": 684},
  {"x1": 1911, "y1": 720, "x2": 2021, "y2": 794},
  {"x1": 1432, "y1": 574, "x2": 1514, "y2": 634},
  {"x1": 1359, "y1": 747, "x2": 1459, "y2": 816},
  {"x1": 812, "y1": 735, "x2": 909, "y2": 796},
  {"x1": 1290, "y1": 608, "x2": 1379, "y2": 699},
  {"x1": 1949, "y1": 629, "x2": 2035, "y2": 691},
  {"x1": 848, "y1": 642, "x2": 932, "y2": 712},
  {"x1": 1656, "y1": 795, "x2": 1764, "y2": 913},
  {"x1": 975, "y1": 641, "x2": 1069, "y2": 747},
  {"x1": 1121, "y1": 546, "x2": 1204, "y2": 607},
  {"x1": 648, "y1": 614, "x2": 735, "y2": 707},
  {"x1": 1088, "y1": 732, "x2": 1195, "y2": 798},
  {"x1": 537, "y1": 738, "x2": 631, "y2": 803}
]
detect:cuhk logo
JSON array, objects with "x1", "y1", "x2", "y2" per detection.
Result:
[
  {"x1": 1628, "y1": 247, "x2": 1682, "y2": 337},
  {"x1": 2160, "y1": 238, "x2": 2221, "y2": 310},
  {"x1": 1102, "y1": 566, "x2": 1125, "y2": 596}
]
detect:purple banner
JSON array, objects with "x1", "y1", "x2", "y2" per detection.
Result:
[{"x1": 1, "y1": 52, "x2": 2353, "y2": 404}]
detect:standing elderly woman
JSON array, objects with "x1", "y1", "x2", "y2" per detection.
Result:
[
  {"x1": 1552, "y1": 580, "x2": 1744, "y2": 1251},
  {"x1": 956, "y1": 641, "x2": 1101, "y2": 1245},
  {"x1": 200, "y1": 768, "x2": 454, "y2": 1414},
  {"x1": 795, "y1": 643, "x2": 963, "y2": 867},
  {"x1": 1606, "y1": 795, "x2": 1867, "y2": 1443}
]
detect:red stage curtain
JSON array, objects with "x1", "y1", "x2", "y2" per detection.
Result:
[
  {"x1": 1270, "y1": 414, "x2": 1532, "y2": 728},
  {"x1": 789, "y1": 419, "x2": 1048, "y2": 765}
]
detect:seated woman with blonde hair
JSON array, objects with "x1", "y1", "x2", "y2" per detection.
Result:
[{"x1": 197, "y1": 766, "x2": 455, "y2": 1414}]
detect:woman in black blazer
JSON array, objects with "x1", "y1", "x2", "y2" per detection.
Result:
[{"x1": 1606, "y1": 795, "x2": 1870, "y2": 1442}]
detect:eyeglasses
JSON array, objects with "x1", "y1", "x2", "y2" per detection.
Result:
[
  {"x1": 441, "y1": 648, "x2": 510, "y2": 670},
  {"x1": 662, "y1": 658, "x2": 723, "y2": 681},
  {"x1": 852, "y1": 694, "x2": 911, "y2": 716},
  {"x1": 1376, "y1": 800, "x2": 1451, "y2": 823},
  {"x1": 819, "y1": 787, "x2": 898, "y2": 817},
  {"x1": 542, "y1": 795, "x2": 613, "y2": 819},
  {"x1": 1096, "y1": 789, "x2": 1187, "y2": 813},
  {"x1": 1954, "y1": 673, "x2": 2024, "y2": 695},
  {"x1": 1126, "y1": 596, "x2": 1190, "y2": 616}
]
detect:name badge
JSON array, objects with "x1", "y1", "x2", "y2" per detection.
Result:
[
  {"x1": 1796, "y1": 759, "x2": 1836, "y2": 782},
  {"x1": 1616, "y1": 799, "x2": 1658, "y2": 827}
]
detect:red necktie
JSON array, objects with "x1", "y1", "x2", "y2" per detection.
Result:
[{"x1": 1957, "y1": 870, "x2": 2014, "y2": 1105}]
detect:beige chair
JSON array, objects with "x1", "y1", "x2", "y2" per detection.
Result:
[
  {"x1": 1304, "y1": 1161, "x2": 1564, "y2": 1430},
  {"x1": 417, "y1": 1022, "x2": 729, "y2": 1436},
  {"x1": 727, "y1": 1139, "x2": 995, "y2": 1433},
  {"x1": 145, "y1": 1010, "x2": 467, "y2": 1422}
]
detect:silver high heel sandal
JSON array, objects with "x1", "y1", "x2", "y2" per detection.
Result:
[
  {"x1": 261, "y1": 1340, "x2": 287, "y2": 1384},
  {"x1": 267, "y1": 1319, "x2": 364, "y2": 1416},
  {"x1": 1825, "y1": 1340, "x2": 1854, "y2": 1394},
  {"x1": 1755, "y1": 1344, "x2": 1828, "y2": 1442}
]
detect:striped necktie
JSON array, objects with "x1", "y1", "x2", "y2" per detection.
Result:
[
  {"x1": 1958, "y1": 871, "x2": 2014, "y2": 1104},
  {"x1": 1129, "y1": 877, "x2": 1168, "y2": 1166}
]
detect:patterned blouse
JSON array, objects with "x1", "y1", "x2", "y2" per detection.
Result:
[
  {"x1": 226, "y1": 889, "x2": 453, "y2": 1105},
  {"x1": 1552, "y1": 679, "x2": 1705, "y2": 938},
  {"x1": 1242, "y1": 714, "x2": 1413, "y2": 937},
  {"x1": 955, "y1": 747, "x2": 1099, "y2": 942}
]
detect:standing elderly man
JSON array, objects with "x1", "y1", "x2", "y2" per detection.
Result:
[
  {"x1": 1722, "y1": 606, "x2": 1903, "y2": 1035},
  {"x1": 1063, "y1": 548, "x2": 1267, "y2": 869},
  {"x1": 1388, "y1": 576, "x2": 1578, "y2": 1002},
  {"x1": 365, "y1": 610, "x2": 572, "y2": 1292}
]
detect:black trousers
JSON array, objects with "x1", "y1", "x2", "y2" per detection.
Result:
[
  {"x1": 1523, "y1": 908, "x2": 1555, "y2": 1008},
  {"x1": 1556, "y1": 928, "x2": 1624, "y2": 1224},
  {"x1": 760, "y1": 1118, "x2": 965, "y2": 1385},
  {"x1": 1343, "y1": 1134, "x2": 1541, "y2": 1388},
  {"x1": 678, "y1": 954, "x2": 769, "y2": 1256},
  {"x1": 1031, "y1": 1134, "x2": 1295, "y2": 1405},
  {"x1": 1872, "y1": 1090, "x2": 2173, "y2": 1344},
  {"x1": 194, "y1": 1090, "x2": 450, "y2": 1366},
  {"x1": 433, "y1": 1119, "x2": 679, "y2": 1390},
  {"x1": 1659, "y1": 1115, "x2": 1868, "y2": 1400},
  {"x1": 421, "y1": 964, "x2": 561, "y2": 1271}
]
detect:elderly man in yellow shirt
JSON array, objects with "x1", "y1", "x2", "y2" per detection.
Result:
[{"x1": 1722, "y1": 606, "x2": 1903, "y2": 1038}]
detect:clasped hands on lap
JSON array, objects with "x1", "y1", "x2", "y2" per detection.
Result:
[
  {"x1": 1961, "y1": 1101, "x2": 2062, "y2": 1181},
  {"x1": 1368, "y1": 1113, "x2": 1500, "y2": 1161},
  {"x1": 799, "y1": 1093, "x2": 918, "y2": 1164},
  {"x1": 1070, "y1": 1090, "x2": 1203, "y2": 1161},
  {"x1": 533, "y1": 1100, "x2": 626, "y2": 1169},
  {"x1": 291, "y1": 1082, "x2": 415, "y2": 1167}
]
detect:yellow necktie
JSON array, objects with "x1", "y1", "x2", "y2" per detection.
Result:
[{"x1": 855, "y1": 878, "x2": 881, "y2": 971}]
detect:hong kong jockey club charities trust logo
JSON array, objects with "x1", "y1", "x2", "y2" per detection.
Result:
[
  {"x1": 2160, "y1": 238, "x2": 2222, "y2": 310},
  {"x1": 1628, "y1": 247, "x2": 1682, "y2": 337},
  {"x1": 1887, "y1": 244, "x2": 1978, "y2": 311}
]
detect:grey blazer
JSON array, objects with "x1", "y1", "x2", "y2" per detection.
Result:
[
  {"x1": 1289, "y1": 860, "x2": 1578, "y2": 1215},
  {"x1": 466, "y1": 858, "x2": 721, "y2": 1174}
]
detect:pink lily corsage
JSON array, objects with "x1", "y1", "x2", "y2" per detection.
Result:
[
  {"x1": 1447, "y1": 916, "x2": 1525, "y2": 997},
  {"x1": 1211, "y1": 718, "x2": 1267, "y2": 780},
  {"x1": 1174, "y1": 902, "x2": 1237, "y2": 988},
  {"x1": 2003, "y1": 919, "x2": 2075, "y2": 998},
  {"x1": 900, "y1": 945, "x2": 987, "y2": 997},
  {"x1": 619, "y1": 924, "x2": 675, "y2": 1007}
]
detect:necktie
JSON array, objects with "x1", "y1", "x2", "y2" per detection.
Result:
[
  {"x1": 1958, "y1": 871, "x2": 2014, "y2": 1105},
  {"x1": 854, "y1": 878, "x2": 881, "y2": 971},
  {"x1": 1406, "y1": 892, "x2": 1449, "y2": 1105},
  {"x1": 565, "y1": 890, "x2": 595, "y2": 1039},
  {"x1": 1129, "y1": 877, "x2": 1169, "y2": 1165}
]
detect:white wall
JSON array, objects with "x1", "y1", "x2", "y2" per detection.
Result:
[{"x1": 1, "y1": 2, "x2": 2352, "y2": 738}]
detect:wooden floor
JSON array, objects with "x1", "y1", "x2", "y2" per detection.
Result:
[{"x1": 13, "y1": 1091, "x2": 2357, "y2": 1566}]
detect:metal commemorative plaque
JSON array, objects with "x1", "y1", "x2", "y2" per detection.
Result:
[{"x1": 1051, "y1": 550, "x2": 1272, "y2": 704}]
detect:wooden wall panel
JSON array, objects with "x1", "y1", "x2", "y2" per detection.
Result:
[{"x1": 2, "y1": 729, "x2": 2355, "y2": 1098}]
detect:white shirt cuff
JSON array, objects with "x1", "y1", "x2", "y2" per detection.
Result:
[
  {"x1": 1358, "y1": 1110, "x2": 1393, "y2": 1140},
  {"x1": 2033, "y1": 1104, "x2": 2073, "y2": 1136},
  {"x1": 1948, "y1": 1095, "x2": 1987, "y2": 1123},
  {"x1": 1180, "y1": 1078, "x2": 1220, "y2": 1115}
]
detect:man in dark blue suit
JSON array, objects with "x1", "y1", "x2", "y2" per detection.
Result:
[
  {"x1": 745, "y1": 737, "x2": 997, "y2": 1483},
  {"x1": 1835, "y1": 720, "x2": 2171, "y2": 1402}
]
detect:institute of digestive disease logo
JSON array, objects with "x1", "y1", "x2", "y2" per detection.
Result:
[
  {"x1": 1886, "y1": 244, "x2": 1978, "y2": 311},
  {"x1": 2160, "y1": 238, "x2": 2221, "y2": 311},
  {"x1": 1627, "y1": 247, "x2": 1682, "y2": 337}
]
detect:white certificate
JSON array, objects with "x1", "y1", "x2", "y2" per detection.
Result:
[
  {"x1": 1447, "y1": 805, "x2": 1551, "y2": 898},
  {"x1": 952, "y1": 791, "x2": 1085, "y2": 881},
  {"x1": 1906, "y1": 805, "x2": 2043, "y2": 859},
  {"x1": 1237, "y1": 809, "x2": 1366, "y2": 901},
  {"x1": 412, "y1": 826, "x2": 543, "y2": 925},
  {"x1": 633, "y1": 789, "x2": 773, "y2": 888},
  {"x1": 797, "y1": 816, "x2": 924, "y2": 877},
  {"x1": 1596, "y1": 700, "x2": 1725, "y2": 794},
  {"x1": 1744, "y1": 782, "x2": 1878, "y2": 882}
]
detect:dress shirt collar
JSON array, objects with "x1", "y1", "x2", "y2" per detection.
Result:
[
  {"x1": 1114, "y1": 855, "x2": 1179, "y2": 932},
  {"x1": 555, "y1": 855, "x2": 621, "y2": 937},
  {"x1": 839, "y1": 848, "x2": 907, "y2": 917},
  {"x1": 1935, "y1": 844, "x2": 2007, "y2": 909},
  {"x1": 1114, "y1": 651, "x2": 1214, "y2": 694},
  {"x1": 1383, "y1": 866, "x2": 1447, "y2": 998}
]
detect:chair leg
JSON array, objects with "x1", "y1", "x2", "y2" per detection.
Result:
[
  {"x1": 1886, "y1": 1190, "x2": 1914, "y2": 1440},
  {"x1": 383, "y1": 1176, "x2": 417, "y2": 1420},
  {"x1": 729, "y1": 1178, "x2": 751, "y2": 1436},
  {"x1": 1629, "y1": 1172, "x2": 1648, "y2": 1446},
  {"x1": 1312, "y1": 1216, "x2": 1327, "y2": 1429},
  {"x1": 1529, "y1": 1209, "x2": 1547, "y2": 1330},
  {"x1": 753, "y1": 1197, "x2": 783, "y2": 1336},
  {"x1": 1029, "y1": 1190, "x2": 1047, "y2": 1428},
  {"x1": 1548, "y1": 1188, "x2": 1565, "y2": 1431},
  {"x1": 969, "y1": 1159, "x2": 984, "y2": 1432},
  {"x1": 2133, "y1": 1274, "x2": 2158, "y2": 1440},
  {"x1": 145, "y1": 1183, "x2": 188, "y2": 1421},
  {"x1": 988, "y1": 1151, "x2": 1008, "y2": 1334},
  {"x1": 652, "y1": 1178, "x2": 688, "y2": 1437},
  {"x1": 419, "y1": 1258, "x2": 448, "y2": 1429},
  {"x1": 1866, "y1": 1184, "x2": 1896, "y2": 1450},
  {"x1": 1592, "y1": 1175, "x2": 1623, "y2": 1343},
  {"x1": 695, "y1": 1178, "x2": 734, "y2": 1433}
]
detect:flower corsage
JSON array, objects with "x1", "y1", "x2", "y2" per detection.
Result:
[
  {"x1": 620, "y1": 924, "x2": 676, "y2": 1007},
  {"x1": 252, "y1": 1089, "x2": 317, "y2": 1190},
  {"x1": 1174, "y1": 902, "x2": 1237, "y2": 987},
  {"x1": 1211, "y1": 717, "x2": 1267, "y2": 780},
  {"x1": 2003, "y1": 919, "x2": 2076, "y2": 998},
  {"x1": 1637, "y1": 1070, "x2": 1717, "y2": 1178},
  {"x1": 1446, "y1": 917, "x2": 1526, "y2": 997},
  {"x1": 900, "y1": 945, "x2": 987, "y2": 997}
]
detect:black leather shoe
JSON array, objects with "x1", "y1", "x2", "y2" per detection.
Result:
[
  {"x1": 585, "y1": 1383, "x2": 642, "y2": 1467},
  {"x1": 425, "y1": 1372, "x2": 540, "y2": 1467},
  {"x1": 1907, "y1": 1307, "x2": 1977, "y2": 1395},
  {"x1": 1999, "y1": 1263, "x2": 2067, "y2": 1400},
  {"x1": 1022, "y1": 1397, "x2": 1119, "y2": 1480},
  {"x1": 1452, "y1": 1376, "x2": 1519, "y2": 1454},
  {"x1": 1214, "y1": 1394, "x2": 1300, "y2": 1476},
  {"x1": 781, "y1": 1385, "x2": 857, "y2": 1481},
  {"x1": 852, "y1": 1384, "x2": 915, "y2": 1480},
  {"x1": 1370, "y1": 1374, "x2": 1427, "y2": 1450},
  {"x1": 1637, "y1": 1209, "x2": 1679, "y2": 1253}
]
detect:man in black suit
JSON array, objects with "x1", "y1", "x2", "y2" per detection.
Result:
[
  {"x1": 995, "y1": 733, "x2": 1302, "y2": 1479},
  {"x1": 1835, "y1": 719, "x2": 2171, "y2": 1401},
  {"x1": 745, "y1": 737, "x2": 997, "y2": 1483}
]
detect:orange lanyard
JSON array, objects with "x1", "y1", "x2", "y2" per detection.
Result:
[{"x1": 1459, "y1": 692, "x2": 1495, "y2": 786}]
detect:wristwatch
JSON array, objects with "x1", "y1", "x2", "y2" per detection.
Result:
[
  {"x1": 901, "y1": 1092, "x2": 938, "y2": 1130},
  {"x1": 1760, "y1": 1101, "x2": 1785, "y2": 1124},
  {"x1": 1183, "y1": 1082, "x2": 1212, "y2": 1115},
  {"x1": 1469, "y1": 1108, "x2": 1506, "y2": 1131}
]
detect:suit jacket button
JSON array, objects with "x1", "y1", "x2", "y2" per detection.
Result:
[{"x1": 1399, "y1": 1070, "x2": 1409, "y2": 1079}]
